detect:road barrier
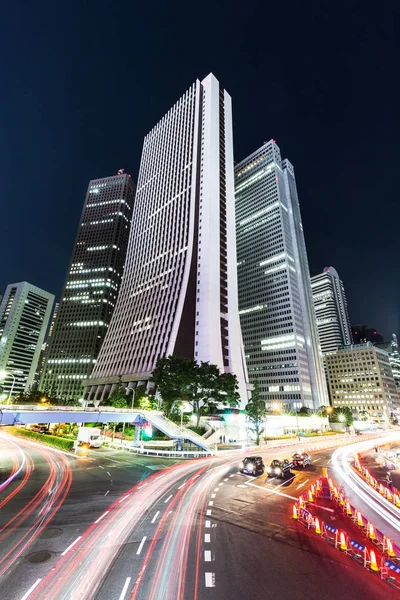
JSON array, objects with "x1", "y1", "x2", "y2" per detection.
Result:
[
  {"x1": 355, "y1": 455, "x2": 400, "y2": 510},
  {"x1": 291, "y1": 474, "x2": 400, "y2": 590}
]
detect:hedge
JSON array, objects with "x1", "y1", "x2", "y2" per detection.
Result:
[{"x1": 8, "y1": 427, "x2": 75, "y2": 451}]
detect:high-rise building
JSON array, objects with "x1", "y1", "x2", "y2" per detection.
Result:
[
  {"x1": 325, "y1": 342, "x2": 399, "y2": 420},
  {"x1": 84, "y1": 74, "x2": 249, "y2": 405},
  {"x1": 310, "y1": 267, "x2": 352, "y2": 353},
  {"x1": 0, "y1": 282, "x2": 54, "y2": 397},
  {"x1": 376, "y1": 334, "x2": 400, "y2": 393},
  {"x1": 40, "y1": 172, "x2": 136, "y2": 400},
  {"x1": 235, "y1": 140, "x2": 328, "y2": 410},
  {"x1": 352, "y1": 325, "x2": 384, "y2": 345},
  {"x1": 34, "y1": 301, "x2": 60, "y2": 388}
]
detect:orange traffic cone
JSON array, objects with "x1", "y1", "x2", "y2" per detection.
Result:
[
  {"x1": 379, "y1": 484, "x2": 385, "y2": 495},
  {"x1": 308, "y1": 490, "x2": 314, "y2": 503},
  {"x1": 370, "y1": 549, "x2": 379, "y2": 572},
  {"x1": 339, "y1": 493, "x2": 345, "y2": 507},
  {"x1": 394, "y1": 494, "x2": 400, "y2": 508},
  {"x1": 328, "y1": 478, "x2": 334, "y2": 489},
  {"x1": 386, "y1": 538, "x2": 395, "y2": 558},
  {"x1": 314, "y1": 517, "x2": 321, "y2": 535},
  {"x1": 298, "y1": 496, "x2": 304, "y2": 509},
  {"x1": 357, "y1": 511, "x2": 364, "y2": 528},
  {"x1": 346, "y1": 502, "x2": 352, "y2": 516},
  {"x1": 292, "y1": 505, "x2": 298, "y2": 520},
  {"x1": 368, "y1": 523, "x2": 376, "y2": 541},
  {"x1": 339, "y1": 532, "x2": 347, "y2": 552}
]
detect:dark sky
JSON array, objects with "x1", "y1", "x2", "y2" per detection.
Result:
[{"x1": 1, "y1": 1, "x2": 398, "y2": 339}]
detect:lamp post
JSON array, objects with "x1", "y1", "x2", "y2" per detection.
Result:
[{"x1": 0, "y1": 370, "x2": 16, "y2": 404}]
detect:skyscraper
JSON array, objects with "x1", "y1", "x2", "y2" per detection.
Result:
[
  {"x1": 0, "y1": 282, "x2": 54, "y2": 397},
  {"x1": 34, "y1": 301, "x2": 59, "y2": 387},
  {"x1": 84, "y1": 74, "x2": 248, "y2": 405},
  {"x1": 376, "y1": 334, "x2": 400, "y2": 393},
  {"x1": 235, "y1": 140, "x2": 328, "y2": 410},
  {"x1": 310, "y1": 267, "x2": 352, "y2": 353},
  {"x1": 40, "y1": 172, "x2": 135, "y2": 400}
]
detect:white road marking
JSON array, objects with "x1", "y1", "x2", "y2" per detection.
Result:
[
  {"x1": 214, "y1": 487, "x2": 219, "y2": 491},
  {"x1": 204, "y1": 550, "x2": 212, "y2": 562},
  {"x1": 178, "y1": 483, "x2": 185, "y2": 489},
  {"x1": 204, "y1": 533, "x2": 211, "y2": 542},
  {"x1": 138, "y1": 483, "x2": 148, "y2": 489},
  {"x1": 104, "y1": 490, "x2": 110, "y2": 496},
  {"x1": 219, "y1": 482, "x2": 224, "y2": 486},
  {"x1": 224, "y1": 478, "x2": 229, "y2": 481},
  {"x1": 206, "y1": 510, "x2": 212, "y2": 516},
  {"x1": 61, "y1": 536, "x2": 82, "y2": 556},
  {"x1": 94, "y1": 511, "x2": 109, "y2": 524},
  {"x1": 119, "y1": 495, "x2": 130, "y2": 503},
  {"x1": 318, "y1": 505, "x2": 335, "y2": 513},
  {"x1": 208, "y1": 500, "x2": 214, "y2": 506},
  {"x1": 237, "y1": 484, "x2": 246, "y2": 488},
  {"x1": 119, "y1": 577, "x2": 131, "y2": 600},
  {"x1": 165, "y1": 494, "x2": 173, "y2": 503},
  {"x1": 246, "y1": 481, "x2": 297, "y2": 501},
  {"x1": 107, "y1": 471, "x2": 111, "y2": 476},
  {"x1": 136, "y1": 536, "x2": 147, "y2": 555},
  {"x1": 205, "y1": 572, "x2": 215, "y2": 587},
  {"x1": 313, "y1": 458, "x2": 321, "y2": 462},
  {"x1": 151, "y1": 511, "x2": 160, "y2": 524},
  {"x1": 99, "y1": 465, "x2": 105, "y2": 469},
  {"x1": 295, "y1": 478, "x2": 309, "y2": 490},
  {"x1": 229, "y1": 474, "x2": 235, "y2": 478},
  {"x1": 205, "y1": 520, "x2": 211, "y2": 528},
  {"x1": 20, "y1": 578, "x2": 42, "y2": 600},
  {"x1": 211, "y1": 494, "x2": 216, "y2": 499}
]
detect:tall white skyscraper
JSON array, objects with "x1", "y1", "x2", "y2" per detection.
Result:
[
  {"x1": 310, "y1": 267, "x2": 352, "y2": 353},
  {"x1": 0, "y1": 282, "x2": 54, "y2": 397},
  {"x1": 84, "y1": 74, "x2": 248, "y2": 405},
  {"x1": 235, "y1": 140, "x2": 328, "y2": 409}
]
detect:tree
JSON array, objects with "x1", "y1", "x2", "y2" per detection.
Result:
[
  {"x1": 331, "y1": 407, "x2": 354, "y2": 426},
  {"x1": 298, "y1": 406, "x2": 311, "y2": 416},
  {"x1": 186, "y1": 362, "x2": 240, "y2": 428},
  {"x1": 104, "y1": 384, "x2": 129, "y2": 408},
  {"x1": 151, "y1": 356, "x2": 194, "y2": 417},
  {"x1": 245, "y1": 380, "x2": 265, "y2": 445}
]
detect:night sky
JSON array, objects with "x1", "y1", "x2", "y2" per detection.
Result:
[{"x1": 2, "y1": 1, "x2": 398, "y2": 339}]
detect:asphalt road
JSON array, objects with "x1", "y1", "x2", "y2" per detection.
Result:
[{"x1": 1, "y1": 431, "x2": 398, "y2": 600}]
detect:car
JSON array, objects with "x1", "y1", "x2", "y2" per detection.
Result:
[
  {"x1": 266, "y1": 458, "x2": 293, "y2": 478},
  {"x1": 292, "y1": 452, "x2": 311, "y2": 468},
  {"x1": 239, "y1": 456, "x2": 265, "y2": 476}
]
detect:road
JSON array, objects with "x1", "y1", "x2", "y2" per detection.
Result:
[{"x1": 1, "y1": 431, "x2": 396, "y2": 600}]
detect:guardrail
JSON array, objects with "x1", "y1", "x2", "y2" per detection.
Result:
[{"x1": 103, "y1": 439, "x2": 213, "y2": 458}]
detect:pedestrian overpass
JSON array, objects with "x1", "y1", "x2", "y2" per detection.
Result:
[{"x1": 0, "y1": 405, "x2": 213, "y2": 452}]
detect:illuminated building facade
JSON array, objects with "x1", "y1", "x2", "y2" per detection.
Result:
[
  {"x1": 40, "y1": 172, "x2": 135, "y2": 400},
  {"x1": 325, "y1": 342, "x2": 399, "y2": 420},
  {"x1": 235, "y1": 140, "x2": 328, "y2": 409},
  {"x1": 0, "y1": 282, "x2": 54, "y2": 397},
  {"x1": 310, "y1": 267, "x2": 352, "y2": 353},
  {"x1": 84, "y1": 74, "x2": 249, "y2": 405}
]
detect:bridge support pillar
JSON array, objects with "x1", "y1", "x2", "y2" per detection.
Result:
[
  {"x1": 177, "y1": 439, "x2": 183, "y2": 452},
  {"x1": 133, "y1": 423, "x2": 141, "y2": 447}
]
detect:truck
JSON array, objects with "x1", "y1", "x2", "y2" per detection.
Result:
[{"x1": 77, "y1": 427, "x2": 103, "y2": 448}]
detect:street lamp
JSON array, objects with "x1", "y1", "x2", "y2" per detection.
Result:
[{"x1": 0, "y1": 370, "x2": 16, "y2": 404}]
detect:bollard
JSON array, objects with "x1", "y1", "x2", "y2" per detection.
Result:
[
  {"x1": 339, "y1": 532, "x2": 347, "y2": 552},
  {"x1": 368, "y1": 523, "x2": 376, "y2": 541},
  {"x1": 314, "y1": 517, "x2": 321, "y2": 535},
  {"x1": 346, "y1": 502, "x2": 352, "y2": 516},
  {"x1": 292, "y1": 505, "x2": 298, "y2": 520},
  {"x1": 370, "y1": 549, "x2": 379, "y2": 572}
]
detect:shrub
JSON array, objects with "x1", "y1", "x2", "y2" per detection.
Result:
[{"x1": 9, "y1": 427, "x2": 74, "y2": 451}]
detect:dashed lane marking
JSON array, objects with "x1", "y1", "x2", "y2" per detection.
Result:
[
  {"x1": 107, "y1": 471, "x2": 111, "y2": 477},
  {"x1": 165, "y1": 494, "x2": 173, "y2": 503},
  {"x1": 208, "y1": 500, "x2": 214, "y2": 506},
  {"x1": 206, "y1": 510, "x2": 212, "y2": 516},
  {"x1": 245, "y1": 481, "x2": 297, "y2": 501},
  {"x1": 118, "y1": 577, "x2": 131, "y2": 600},
  {"x1": 119, "y1": 495, "x2": 130, "y2": 503},
  {"x1": 205, "y1": 520, "x2": 211, "y2": 528},
  {"x1": 94, "y1": 511, "x2": 109, "y2": 524},
  {"x1": 204, "y1": 533, "x2": 211, "y2": 542},
  {"x1": 20, "y1": 578, "x2": 42, "y2": 600},
  {"x1": 204, "y1": 550, "x2": 212, "y2": 562},
  {"x1": 104, "y1": 490, "x2": 110, "y2": 496},
  {"x1": 61, "y1": 536, "x2": 82, "y2": 557},
  {"x1": 211, "y1": 494, "x2": 216, "y2": 498},
  {"x1": 214, "y1": 487, "x2": 219, "y2": 491},
  {"x1": 151, "y1": 511, "x2": 160, "y2": 524},
  {"x1": 136, "y1": 536, "x2": 147, "y2": 555},
  {"x1": 224, "y1": 478, "x2": 229, "y2": 481},
  {"x1": 205, "y1": 572, "x2": 215, "y2": 588}
]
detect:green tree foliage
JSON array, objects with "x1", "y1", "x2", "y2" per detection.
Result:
[
  {"x1": 104, "y1": 384, "x2": 129, "y2": 408},
  {"x1": 330, "y1": 406, "x2": 354, "y2": 425},
  {"x1": 151, "y1": 356, "x2": 240, "y2": 425},
  {"x1": 298, "y1": 406, "x2": 311, "y2": 416},
  {"x1": 245, "y1": 380, "x2": 265, "y2": 445}
]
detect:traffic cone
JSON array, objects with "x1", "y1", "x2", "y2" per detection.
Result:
[
  {"x1": 394, "y1": 494, "x2": 400, "y2": 508},
  {"x1": 292, "y1": 505, "x2": 298, "y2": 520},
  {"x1": 368, "y1": 523, "x2": 376, "y2": 541},
  {"x1": 314, "y1": 517, "x2": 321, "y2": 535},
  {"x1": 339, "y1": 532, "x2": 347, "y2": 552},
  {"x1": 346, "y1": 502, "x2": 352, "y2": 516},
  {"x1": 386, "y1": 538, "x2": 395, "y2": 558},
  {"x1": 328, "y1": 478, "x2": 334, "y2": 489},
  {"x1": 370, "y1": 549, "x2": 379, "y2": 572},
  {"x1": 339, "y1": 493, "x2": 345, "y2": 507},
  {"x1": 308, "y1": 490, "x2": 314, "y2": 503},
  {"x1": 379, "y1": 484, "x2": 385, "y2": 495},
  {"x1": 357, "y1": 511, "x2": 364, "y2": 528},
  {"x1": 387, "y1": 490, "x2": 392, "y2": 502},
  {"x1": 298, "y1": 496, "x2": 304, "y2": 509},
  {"x1": 310, "y1": 484, "x2": 315, "y2": 495}
]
